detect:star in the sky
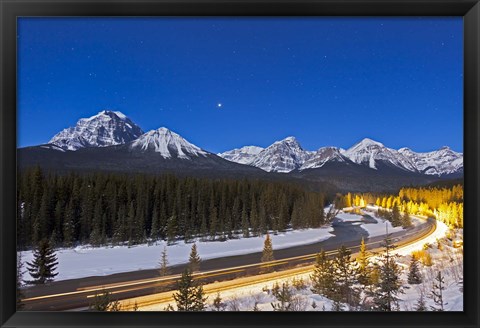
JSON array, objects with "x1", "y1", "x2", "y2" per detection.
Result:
[{"x1": 217, "y1": 103, "x2": 223, "y2": 108}]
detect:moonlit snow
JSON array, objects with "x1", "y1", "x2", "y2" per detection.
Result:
[{"x1": 20, "y1": 226, "x2": 334, "y2": 282}]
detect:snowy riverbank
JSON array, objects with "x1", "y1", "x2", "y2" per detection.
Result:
[{"x1": 21, "y1": 226, "x2": 334, "y2": 282}]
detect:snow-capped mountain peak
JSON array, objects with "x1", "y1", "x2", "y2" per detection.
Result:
[
  {"x1": 275, "y1": 136, "x2": 302, "y2": 148},
  {"x1": 342, "y1": 137, "x2": 423, "y2": 172},
  {"x1": 248, "y1": 136, "x2": 312, "y2": 173},
  {"x1": 300, "y1": 147, "x2": 349, "y2": 170},
  {"x1": 217, "y1": 145, "x2": 264, "y2": 165},
  {"x1": 399, "y1": 146, "x2": 463, "y2": 176},
  {"x1": 130, "y1": 127, "x2": 208, "y2": 159},
  {"x1": 49, "y1": 110, "x2": 144, "y2": 151},
  {"x1": 346, "y1": 138, "x2": 385, "y2": 153}
]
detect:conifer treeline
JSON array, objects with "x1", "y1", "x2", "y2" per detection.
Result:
[
  {"x1": 17, "y1": 167, "x2": 327, "y2": 250},
  {"x1": 336, "y1": 184, "x2": 463, "y2": 228}
]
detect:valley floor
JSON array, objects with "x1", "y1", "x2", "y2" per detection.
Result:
[
  {"x1": 141, "y1": 220, "x2": 463, "y2": 311},
  {"x1": 19, "y1": 209, "x2": 430, "y2": 283},
  {"x1": 21, "y1": 225, "x2": 335, "y2": 282}
]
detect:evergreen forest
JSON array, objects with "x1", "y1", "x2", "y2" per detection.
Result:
[{"x1": 17, "y1": 167, "x2": 328, "y2": 250}]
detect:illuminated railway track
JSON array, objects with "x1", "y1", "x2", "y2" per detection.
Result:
[{"x1": 22, "y1": 216, "x2": 436, "y2": 311}]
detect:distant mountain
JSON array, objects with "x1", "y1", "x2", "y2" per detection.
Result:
[
  {"x1": 398, "y1": 146, "x2": 463, "y2": 176},
  {"x1": 130, "y1": 127, "x2": 208, "y2": 159},
  {"x1": 217, "y1": 146, "x2": 264, "y2": 165},
  {"x1": 248, "y1": 137, "x2": 313, "y2": 173},
  {"x1": 221, "y1": 137, "x2": 463, "y2": 177},
  {"x1": 49, "y1": 110, "x2": 144, "y2": 151},
  {"x1": 300, "y1": 147, "x2": 349, "y2": 170},
  {"x1": 342, "y1": 138, "x2": 417, "y2": 172}
]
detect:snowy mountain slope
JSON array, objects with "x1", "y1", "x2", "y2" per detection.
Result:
[
  {"x1": 218, "y1": 146, "x2": 264, "y2": 164},
  {"x1": 342, "y1": 138, "x2": 418, "y2": 172},
  {"x1": 300, "y1": 147, "x2": 349, "y2": 170},
  {"x1": 49, "y1": 110, "x2": 144, "y2": 151},
  {"x1": 249, "y1": 137, "x2": 313, "y2": 173},
  {"x1": 130, "y1": 127, "x2": 208, "y2": 159},
  {"x1": 399, "y1": 146, "x2": 463, "y2": 176}
]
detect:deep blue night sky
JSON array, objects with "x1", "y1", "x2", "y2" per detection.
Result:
[{"x1": 18, "y1": 17, "x2": 463, "y2": 153}]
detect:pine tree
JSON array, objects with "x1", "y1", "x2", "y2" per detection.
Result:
[
  {"x1": 369, "y1": 232, "x2": 404, "y2": 311},
  {"x1": 261, "y1": 234, "x2": 274, "y2": 273},
  {"x1": 159, "y1": 246, "x2": 170, "y2": 276},
  {"x1": 402, "y1": 211, "x2": 412, "y2": 228},
  {"x1": 89, "y1": 289, "x2": 121, "y2": 311},
  {"x1": 415, "y1": 291, "x2": 427, "y2": 311},
  {"x1": 270, "y1": 282, "x2": 293, "y2": 311},
  {"x1": 150, "y1": 205, "x2": 160, "y2": 241},
  {"x1": 391, "y1": 204, "x2": 402, "y2": 227},
  {"x1": 333, "y1": 245, "x2": 360, "y2": 306},
  {"x1": 310, "y1": 250, "x2": 335, "y2": 299},
  {"x1": 277, "y1": 197, "x2": 288, "y2": 232},
  {"x1": 167, "y1": 209, "x2": 178, "y2": 245},
  {"x1": 62, "y1": 199, "x2": 75, "y2": 247},
  {"x1": 241, "y1": 205, "x2": 250, "y2": 238},
  {"x1": 250, "y1": 197, "x2": 259, "y2": 236},
  {"x1": 200, "y1": 212, "x2": 208, "y2": 241},
  {"x1": 89, "y1": 290, "x2": 111, "y2": 311},
  {"x1": 357, "y1": 237, "x2": 370, "y2": 286},
  {"x1": 17, "y1": 252, "x2": 24, "y2": 310},
  {"x1": 407, "y1": 256, "x2": 422, "y2": 284},
  {"x1": 430, "y1": 271, "x2": 445, "y2": 311},
  {"x1": 188, "y1": 243, "x2": 201, "y2": 272},
  {"x1": 261, "y1": 234, "x2": 274, "y2": 263},
  {"x1": 209, "y1": 206, "x2": 218, "y2": 240},
  {"x1": 212, "y1": 292, "x2": 226, "y2": 311},
  {"x1": 26, "y1": 239, "x2": 58, "y2": 284},
  {"x1": 173, "y1": 268, "x2": 207, "y2": 311}
]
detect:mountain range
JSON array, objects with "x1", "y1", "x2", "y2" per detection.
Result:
[
  {"x1": 18, "y1": 110, "x2": 463, "y2": 192},
  {"x1": 218, "y1": 136, "x2": 463, "y2": 176}
]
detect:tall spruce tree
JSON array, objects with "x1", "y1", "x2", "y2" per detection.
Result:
[
  {"x1": 407, "y1": 256, "x2": 422, "y2": 284},
  {"x1": 310, "y1": 250, "x2": 335, "y2": 299},
  {"x1": 402, "y1": 211, "x2": 412, "y2": 228},
  {"x1": 391, "y1": 203, "x2": 402, "y2": 227},
  {"x1": 26, "y1": 239, "x2": 58, "y2": 284},
  {"x1": 333, "y1": 245, "x2": 360, "y2": 307},
  {"x1": 173, "y1": 268, "x2": 207, "y2": 311},
  {"x1": 369, "y1": 232, "x2": 403, "y2": 311},
  {"x1": 261, "y1": 234, "x2": 274, "y2": 263},
  {"x1": 241, "y1": 205, "x2": 250, "y2": 238},
  {"x1": 357, "y1": 237, "x2": 370, "y2": 286},
  {"x1": 260, "y1": 234, "x2": 274, "y2": 273},
  {"x1": 430, "y1": 271, "x2": 445, "y2": 311},
  {"x1": 159, "y1": 246, "x2": 170, "y2": 276},
  {"x1": 16, "y1": 252, "x2": 24, "y2": 310},
  {"x1": 62, "y1": 199, "x2": 75, "y2": 247},
  {"x1": 188, "y1": 243, "x2": 201, "y2": 272}
]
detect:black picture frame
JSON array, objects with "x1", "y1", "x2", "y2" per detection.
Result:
[{"x1": 1, "y1": 0, "x2": 479, "y2": 327}]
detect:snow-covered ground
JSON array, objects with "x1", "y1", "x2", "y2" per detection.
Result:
[{"x1": 20, "y1": 226, "x2": 334, "y2": 282}]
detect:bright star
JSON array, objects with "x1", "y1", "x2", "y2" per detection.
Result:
[{"x1": 217, "y1": 103, "x2": 222, "y2": 108}]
